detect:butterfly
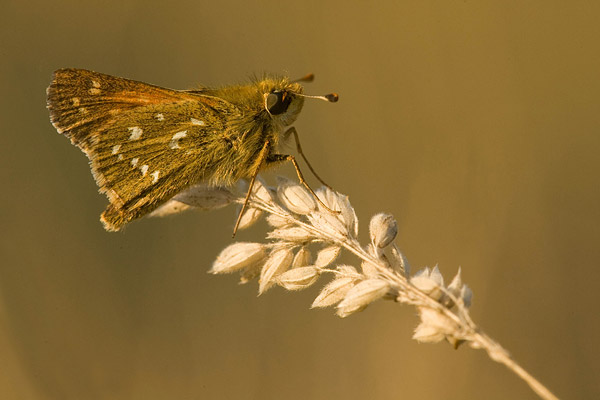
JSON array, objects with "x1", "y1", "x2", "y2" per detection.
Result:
[{"x1": 47, "y1": 68, "x2": 337, "y2": 234}]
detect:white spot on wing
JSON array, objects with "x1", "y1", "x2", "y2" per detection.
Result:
[
  {"x1": 128, "y1": 126, "x2": 143, "y2": 140},
  {"x1": 118, "y1": 154, "x2": 123, "y2": 161},
  {"x1": 112, "y1": 145, "x2": 121, "y2": 154},
  {"x1": 172, "y1": 131, "x2": 187, "y2": 140},
  {"x1": 151, "y1": 170, "x2": 160, "y2": 183},
  {"x1": 88, "y1": 88, "x2": 101, "y2": 95},
  {"x1": 156, "y1": 113, "x2": 165, "y2": 121},
  {"x1": 131, "y1": 158, "x2": 139, "y2": 167},
  {"x1": 190, "y1": 118, "x2": 205, "y2": 126},
  {"x1": 71, "y1": 97, "x2": 80, "y2": 106},
  {"x1": 79, "y1": 107, "x2": 87, "y2": 114},
  {"x1": 140, "y1": 165, "x2": 149, "y2": 176},
  {"x1": 91, "y1": 80, "x2": 101, "y2": 88},
  {"x1": 169, "y1": 130, "x2": 187, "y2": 149}
]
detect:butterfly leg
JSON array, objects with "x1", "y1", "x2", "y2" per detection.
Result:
[
  {"x1": 284, "y1": 127, "x2": 333, "y2": 190},
  {"x1": 267, "y1": 153, "x2": 339, "y2": 214},
  {"x1": 232, "y1": 140, "x2": 272, "y2": 238}
]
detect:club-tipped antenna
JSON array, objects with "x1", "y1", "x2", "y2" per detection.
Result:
[
  {"x1": 292, "y1": 73, "x2": 339, "y2": 102},
  {"x1": 297, "y1": 92, "x2": 339, "y2": 103}
]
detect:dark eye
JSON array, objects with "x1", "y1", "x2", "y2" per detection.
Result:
[{"x1": 266, "y1": 90, "x2": 292, "y2": 115}]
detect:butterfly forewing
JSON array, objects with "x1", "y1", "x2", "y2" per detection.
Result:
[{"x1": 47, "y1": 69, "x2": 241, "y2": 231}]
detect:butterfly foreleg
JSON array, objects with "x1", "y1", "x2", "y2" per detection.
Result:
[
  {"x1": 232, "y1": 140, "x2": 271, "y2": 237},
  {"x1": 266, "y1": 153, "x2": 339, "y2": 214},
  {"x1": 283, "y1": 127, "x2": 333, "y2": 190}
]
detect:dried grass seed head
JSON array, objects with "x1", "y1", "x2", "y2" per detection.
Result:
[
  {"x1": 277, "y1": 266, "x2": 321, "y2": 290},
  {"x1": 336, "y1": 279, "x2": 391, "y2": 318},
  {"x1": 259, "y1": 247, "x2": 294, "y2": 294},
  {"x1": 276, "y1": 177, "x2": 317, "y2": 215},
  {"x1": 369, "y1": 213, "x2": 398, "y2": 249},
  {"x1": 211, "y1": 242, "x2": 267, "y2": 274},
  {"x1": 410, "y1": 266, "x2": 445, "y2": 301}
]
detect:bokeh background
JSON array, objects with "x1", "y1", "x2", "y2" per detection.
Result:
[{"x1": 1, "y1": 1, "x2": 599, "y2": 399}]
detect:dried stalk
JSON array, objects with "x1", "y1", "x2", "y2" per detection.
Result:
[{"x1": 156, "y1": 178, "x2": 559, "y2": 400}]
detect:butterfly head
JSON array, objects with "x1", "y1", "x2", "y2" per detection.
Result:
[
  {"x1": 260, "y1": 76, "x2": 338, "y2": 127},
  {"x1": 260, "y1": 79, "x2": 305, "y2": 127}
]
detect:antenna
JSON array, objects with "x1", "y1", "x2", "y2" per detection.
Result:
[
  {"x1": 292, "y1": 73, "x2": 315, "y2": 83},
  {"x1": 298, "y1": 92, "x2": 339, "y2": 103},
  {"x1": 292, "y1": 73, "x2": 339, "y2": 103}
]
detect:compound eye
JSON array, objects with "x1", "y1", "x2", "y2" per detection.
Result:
[{"x1": 266, "y1": 90, "x2": 292, "y2": 115}]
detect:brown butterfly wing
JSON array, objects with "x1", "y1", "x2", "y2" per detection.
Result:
[{"x1": 47, "y1": 69, "x2": 241, "y2": 231}]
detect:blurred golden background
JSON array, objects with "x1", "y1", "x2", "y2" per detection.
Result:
[{"x1": 1, "y1": 1, "x2": 599, "y2": 399}]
